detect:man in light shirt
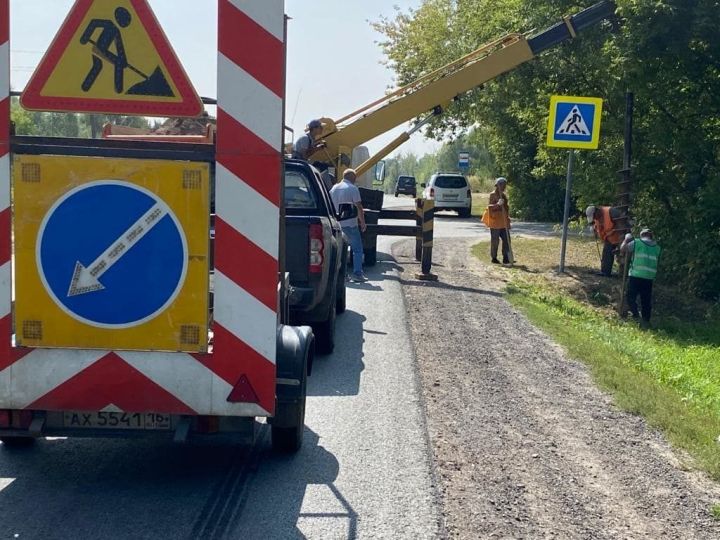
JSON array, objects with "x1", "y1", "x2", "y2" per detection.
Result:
[{"x1": 330, "y1": 169, "x2": 368, "y2": 282}]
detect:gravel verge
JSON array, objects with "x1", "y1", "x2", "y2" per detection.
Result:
[{"x1": 393, "y1": 237, "x2": 720, "y2": 539}]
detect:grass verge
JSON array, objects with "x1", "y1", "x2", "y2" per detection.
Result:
[
  {"x1": 471, "y1": 193, "x2": 488, "y2": 218},
  {"x1": 473, "y1": 238, "x2": 720, "y2": 480}
]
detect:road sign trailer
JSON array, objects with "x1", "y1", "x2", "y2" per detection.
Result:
[{"x1": 0, "y1": 0, "x2": 313, "y2": 451}]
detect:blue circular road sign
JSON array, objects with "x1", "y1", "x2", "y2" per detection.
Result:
[{"x1": 37, "y1": 181, "x2": 188, "y2": 329}]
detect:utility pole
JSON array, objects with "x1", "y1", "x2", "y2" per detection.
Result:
[{"x1": 617, "y1": 92, "x2": 634, "y2": 315}]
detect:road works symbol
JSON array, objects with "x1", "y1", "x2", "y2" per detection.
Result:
[
  {"x1": 38, "y1": 182, "x2": 188, "y2": 329},
  {"x1": 547, "y1": 95, "x2": 603, "y2": 150},
  {"x1": 80, "y1": 7, "x2": 173, "y2": 97},
  {"x1": 21, "y1": 0, "x2": 202, "y2": 117}
]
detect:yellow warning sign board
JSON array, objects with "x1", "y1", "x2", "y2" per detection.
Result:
[
  {"x1": 21, "y1": 0, "x2": 202, "y2": 117},
  {"x1": 14, "y1": 156, "x2": 210, "y2": 352}
]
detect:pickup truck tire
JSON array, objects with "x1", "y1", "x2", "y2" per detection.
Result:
[
  {"x1": 336, "y1": 260, "x2": 347, "y2": 314},
  {"x1": 0, "y1": 436, "x2": 36, "y2": 448},
  {"x1": 459, "y1": 208, "x2": 472, "y2": 218},
  {"x1": 313, "y1": 288, "x2": 337, "y2": 355}
]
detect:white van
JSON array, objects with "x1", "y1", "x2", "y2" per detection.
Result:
[{"x1": 422, "y1": 173, "x2": 472, "y2": 217}]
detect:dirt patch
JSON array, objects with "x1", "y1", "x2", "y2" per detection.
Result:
[{"x1": 394, "y1": 238, "x2": 720, "y2": 539}]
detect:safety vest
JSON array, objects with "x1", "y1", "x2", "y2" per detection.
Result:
[
  {"x1": 594, "y1": 207, "x2": 623, "y2": 245},
  {"x1": 629, "y1": 240, "x2": 661, "y2": 280}
]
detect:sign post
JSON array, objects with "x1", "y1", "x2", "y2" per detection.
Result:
[{"x1": 547, "y1": 95, "x2": 603, "y2": 273}]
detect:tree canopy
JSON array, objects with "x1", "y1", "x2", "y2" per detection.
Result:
[{"x1": 375, "y1": 0, "x2": 720, "y2": 298}]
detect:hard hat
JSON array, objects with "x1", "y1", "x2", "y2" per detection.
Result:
[
  {"x1": 308, "y1": 119, "x2": 322, "y2": 129},
  {"x1": 495, "y1": 177, "x2": 507, "y2": 186},
  {"x1": 585, "y1": 206, "x2": 596, "y2": 223}
]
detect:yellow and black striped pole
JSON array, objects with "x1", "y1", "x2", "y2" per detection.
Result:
[
  {"x1": 415, "y1": 198, "x2": 423, "y2": 261},
  {"x1": 416, "y1": 199, "x2": 438, "y2": 281}
]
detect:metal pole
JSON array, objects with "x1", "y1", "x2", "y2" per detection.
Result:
[
  {"x1": 421, "y1": 200, "x2": 434, "y2": 275},
  {"x1": 559, "y1": 149, "x2": 575, "y2": 273},
  {"x1": 415, "y1": 199, "x2": 423, "y2": 262},
  {"x1": 617, "y1": 91, "x2": 635, "y2": 316}
]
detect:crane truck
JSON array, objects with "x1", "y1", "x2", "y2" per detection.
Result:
[{"x1": 301, "y1": 1, "x2": 618, "y2": 264}]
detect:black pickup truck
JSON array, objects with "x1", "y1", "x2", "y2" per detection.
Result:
[{"x1": 284, "y1": 160, "x2": 347, "y2": 354}]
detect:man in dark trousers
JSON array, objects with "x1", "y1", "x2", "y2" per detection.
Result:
[
  {"x1": 621, "y1": 228, "x2": 661, "y2": 329},
  {"x1": 586, "y1": 205, "x2": 625, "y2": 277},
  {"x1": 483, "y1": 177, "x2": 511, "y2": 264}
]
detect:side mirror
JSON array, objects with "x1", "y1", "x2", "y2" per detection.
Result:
[{"x1": 373, "y1": 161, "x2": 386, "y2": 186}]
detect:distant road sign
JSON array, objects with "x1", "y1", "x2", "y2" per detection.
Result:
[
  {"x1": 458, "y1": 151, "x2": 470, "y2": 169},
  {"x1": 14, "y1": 156, "x2": 210, "y2": 352},
  {"x1": 21, "y1": 0, "x2": 202, "y2": 117},
  {"x1": 547, "y1": 95, "x2": 603, "y2": 150}
]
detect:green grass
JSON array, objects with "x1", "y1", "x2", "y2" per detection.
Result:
[
  {"x1": 473, "y1": 238, "x2": 720, "y2": 480},
  {"x1": 471, "y1": 193, "x2": 488, "y2": 218},
  {"x1": 712, "y1": 503, "x2": 720, "y2": 520}
]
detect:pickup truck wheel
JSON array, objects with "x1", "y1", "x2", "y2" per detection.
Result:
[
  {"x1": 336, "y1": 264, "x2": 347, "y2": 314},
  {"x1": 313, "y1": 290, "x2": 336, "y2": 355},
  {"x1": 1, "y1": 437, "x2": 36, "y2": 448},
  {"x1": 272, "y1": 345, "x2": 308, "y2": 454},
  {"x1": 459, "y1": 208, "x2": 471, "y2": 218}
]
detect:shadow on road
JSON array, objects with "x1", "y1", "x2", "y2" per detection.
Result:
[
  {"x1": 308, "y1": 309, "x2": 365, "y2": 397},
  {"x1": 0, "y1": 425, "x2": 355, "y2": 539}
]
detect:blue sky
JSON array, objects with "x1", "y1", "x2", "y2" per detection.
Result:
[{"x1": 9, "y1": 0, "x2": 440, "y2": 157}]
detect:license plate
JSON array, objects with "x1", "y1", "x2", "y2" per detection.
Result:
[
  {"x1": 63, "y1": 411, "x2": 171, "y2": 430},
  {"x1": 443, "y1": 195, "x2": 459, "y2": 200}
]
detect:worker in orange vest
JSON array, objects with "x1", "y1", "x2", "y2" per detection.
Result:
[
  {"x1": 482, "y1": 177, "x2": 511, "y2": 264},
  {"x1": 586, "y1": 205, "x2": 625, "y2": 277}
]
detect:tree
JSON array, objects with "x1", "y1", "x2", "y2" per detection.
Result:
[{"x1": 375, "y1": 0, "x2": 720, "y2": 298}]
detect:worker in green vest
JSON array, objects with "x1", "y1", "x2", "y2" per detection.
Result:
[{"x1": 620, "y1": 228, "x2": 661, "y2": 328}]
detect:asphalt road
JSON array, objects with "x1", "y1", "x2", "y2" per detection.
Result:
[
  {"x1": 382, "y1": 194, "x2": 560, "y2": 240},
  {"x1": 0, "y1": 194, "x2": 447, "y2": 540},
  {"x1": 0, "y1": 194, "x2": 566, "y2": 539}
]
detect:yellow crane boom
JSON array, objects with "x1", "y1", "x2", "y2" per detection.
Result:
[{"x1": 306, "y1": 1, "x2": 617, "y2": 177}]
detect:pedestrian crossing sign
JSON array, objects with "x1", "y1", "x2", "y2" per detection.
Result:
[
  {"x1": 547, "y1": 95, "x2": 603, "y2": 150},
  {"x1": 21, "y1": 0, "x2": 203, "y2": 117}
]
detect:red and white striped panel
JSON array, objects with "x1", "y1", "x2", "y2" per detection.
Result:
[
  {"x1": 0, "y1": 0, "x2": 13, "y2": 387},
  {"x1": 212, "y1": 0, "x2": 285, "y2": 413},
  {"x1": 0, "y1": 0, "x2": 285, "y2": 418}
]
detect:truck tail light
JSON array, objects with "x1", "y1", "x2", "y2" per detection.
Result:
[
  {"x1": 430, "y1": 188, "x2": 435, "y2": 198},
  {"x1": 309, "y1": 224, "x2": 324, "y2": 274}
]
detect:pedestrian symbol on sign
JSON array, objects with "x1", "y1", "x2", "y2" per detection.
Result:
[
  {"x1": 556, "y1": 105, "x2": 590, "y2": 136},
  {"x1": 547, "y1": 96, "x2": 603, "y2": 150}
]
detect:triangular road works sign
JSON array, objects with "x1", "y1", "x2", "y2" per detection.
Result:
[
  {"x1": 556, "y1": 105, "x2": 591, "y2": 136},
  {"x1": 21, "y1": 0, "x2": 203, "y2": 117}
]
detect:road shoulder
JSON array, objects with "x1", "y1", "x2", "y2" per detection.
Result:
[{"x1": 393, "y1": 238, "x2": 720, "y2": 539}]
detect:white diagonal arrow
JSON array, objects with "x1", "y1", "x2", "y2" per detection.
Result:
[{"x1": 67, "y1": 203, "x2": 169, "y2": 297}]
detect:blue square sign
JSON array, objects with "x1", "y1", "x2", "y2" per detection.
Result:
[{"x1": 547, "y1": 95, "x2": 603, "y2": 150}]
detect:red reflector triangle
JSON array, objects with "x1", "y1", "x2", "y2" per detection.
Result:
[{"x1": 227, "y1": 374, "x2": 260, "y2": 404}]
